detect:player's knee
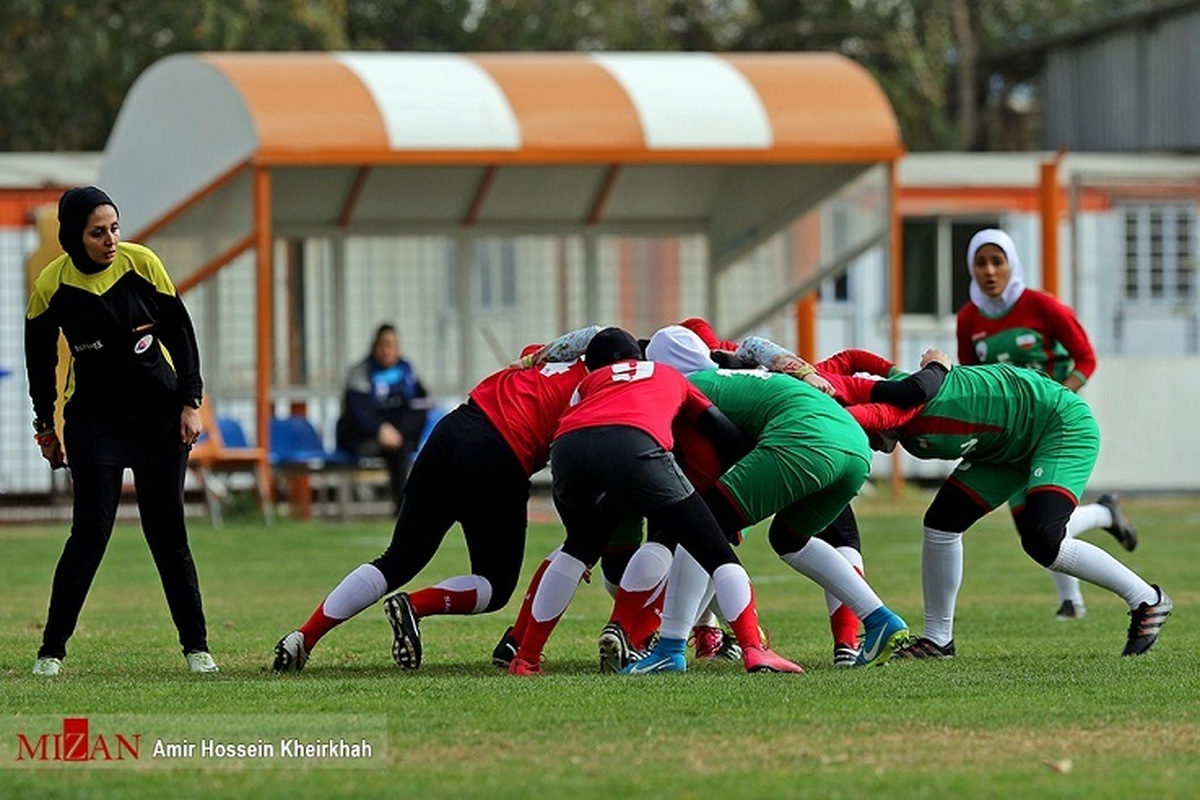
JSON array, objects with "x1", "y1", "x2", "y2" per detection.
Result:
[
  {"x1": 1018, "y1": 523, "x2": 1066, "y2": 567},
  {"x1": 767, "y1": 516, "x2": 811, "y2": 556},
  {"x1": 924, "y1": 488, "x2": 984, "y2": 533}
]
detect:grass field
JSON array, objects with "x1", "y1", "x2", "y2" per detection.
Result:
[{"x1": 2, "y1": 488, "x2": 1197, "y2": 798}]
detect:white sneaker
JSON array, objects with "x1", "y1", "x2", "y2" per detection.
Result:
[
  {"x1": 272, "y1": 630, "x2": 310, "y2": 673},
  {"x1": 185, "y1": 651, "x2": 219, "y2": 673},
  {"x1": 32, "y1": 657, "x2": 62, "y2": 677}
]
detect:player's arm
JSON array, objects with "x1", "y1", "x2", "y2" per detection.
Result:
[
  {"x1": 1046, "y1": 297, "x2": 1096, "y2": 390},
  {"x1": 24, "y1": 295, "x2": 66, "y2": 469},
  {"x1": 867, "y1": 350, "x2": 951, "y2": 408},
  {"x1": 815, "y1": 348, "x2": 899, "y2": 378},
  {"x1": 678, "y1": 317, "x2": 736, "y2": 350},
  {"x1": 511, "y1": 325, "x2": 602, "y2": 368},
  {"x1": 734, "y1": 336, "x2": 835, "y2": 395},
  {"x1": 845, "y1": 402, "x2": 920, "y2": 453},
  {"x1": 24, "y1": 311, "x2": 60, "y2": 427}
]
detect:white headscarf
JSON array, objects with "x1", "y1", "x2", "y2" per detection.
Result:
[
  {"x1": 967, "y1": 228, "x2": 1026, "y2": 317},
  {"x1": 645, "y1": 325, "x2": 716, "y2": 376}
]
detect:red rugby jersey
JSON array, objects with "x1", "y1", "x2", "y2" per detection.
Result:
[
  {"x1": 469, "y1": 359, "x2": 588, "y2": 476},
  {"x1": 553, "y1": 360, "x2": 711, "y2": 450}
]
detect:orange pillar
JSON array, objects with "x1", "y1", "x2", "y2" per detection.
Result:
[
  {"x1": 889, "y1": 162, "x2": 905, "y2": 497},
  {"x1": 795, "y1": 294, "x2": 817, "y2": 362},
  {"x1": 254, "y1": 167, "x2": 281, "y2": 506},
  {"x1": 1040, "y1": 152, "x2": 1065, "y2": 297}
]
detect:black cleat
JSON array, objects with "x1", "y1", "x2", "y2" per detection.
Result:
[
  {"x1": 384, "y1": 592, "x2": 422, "y2": 669},
  {"x1": 893, "y1": 636, "x2": 956, "y2": 660},
  {"x1": 1098, "y1": 493, "x2": 1138, "y2": 552},
  {"x1": 492, "y1": 626, "x2": 518, "y2": 668},
  {"x1": 1055, "y1": 599, "x2": 1087, "y2": 621},
  {"x1": 1123, "y1": 585, "x2": 1172, "y2": 656}
]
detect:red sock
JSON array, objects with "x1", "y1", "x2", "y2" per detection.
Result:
[
  {"x1": 408, "y1": 586, "x2": 478, "y2": 617},
  {"x1": 511, "y1": 554, "x2": 555, "y2": 644},
  {"x1": 515, "y1": 612, "x2": 562, "y2": 664},
  {"x1": 727, "y1": 589, "x2": 764, "y2": 650},
  {"x1": 611, "y1": 586, "x2": 665, "y2": 650},
  {"x1": 297, "y1": 604, "x2": 339, "y2": 650},
  {"x1": 830, "y1": 604, "x2": 860, "y2": 648}
]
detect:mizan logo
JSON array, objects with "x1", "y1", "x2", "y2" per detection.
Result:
[{"x1": 16, "y1": 718, "x2": 140, "y2": 762}]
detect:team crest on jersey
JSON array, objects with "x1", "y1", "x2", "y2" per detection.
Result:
[
  {"x1": 134, "y1": 334, "x2": 154, "y2": 354},
  {"x1": 1016, "y1": 333, "x2": 1037, "y2": 350}
]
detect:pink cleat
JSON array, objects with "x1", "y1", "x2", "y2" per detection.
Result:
[
  {"x1": 742, "y1": 646, "x2": 804, "y2": 674},
  {"x1": 690, "y1": 625, "x2": 725, "y2": 660},
  {"x1": 508, "y1": 655, "x2": 543, "y2": 676}
]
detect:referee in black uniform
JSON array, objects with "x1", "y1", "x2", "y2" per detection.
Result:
[{"x1": 24, "y1": 186, "x2": 217, "y2": 676}]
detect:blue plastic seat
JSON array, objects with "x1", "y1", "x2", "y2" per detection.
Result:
[{"x1": 269, "y1": 416, "x2": 354, "y2": 468}]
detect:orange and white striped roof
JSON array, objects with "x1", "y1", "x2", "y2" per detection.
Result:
[{"x1": 100, "y1": 51, "x2": 901, "y2": 236}]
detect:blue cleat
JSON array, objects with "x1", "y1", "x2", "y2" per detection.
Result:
[
  {"x1": 856, "y1": 607, "x2": 908, "y2": 666},
  {"x1": 620, "y1": 638, "x2": 687, "y2": 674}
]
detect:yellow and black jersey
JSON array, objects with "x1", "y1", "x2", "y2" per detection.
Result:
[{"x1": 25, "y1": 242, "x2": 202, "y2": 427}]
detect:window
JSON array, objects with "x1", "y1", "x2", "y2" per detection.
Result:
[
  {"x1": 1122, "y1": 203, "x2": 1196, "y2": 305},
  {"x1": 901, "y1": 217, "x2": 998, "y2": 317}
]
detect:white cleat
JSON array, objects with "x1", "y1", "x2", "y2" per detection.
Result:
[
  {"x1": 32, "y1": 657, "x2": 62, "y2": 677},
  {"x1": 185, "y1": 651, "x2": 220, "y2": 674}
]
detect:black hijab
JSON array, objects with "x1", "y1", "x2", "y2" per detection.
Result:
[{"x1": 57, "y1": 186, "x2": 119, "y2": 273}]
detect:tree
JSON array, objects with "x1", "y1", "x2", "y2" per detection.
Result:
[
  {"x1": 0, "y1": 0, "x2": 1156, "y2": 152},
  {"x1": 0, "y1": 1, "x2": 347, "y2": 151}
]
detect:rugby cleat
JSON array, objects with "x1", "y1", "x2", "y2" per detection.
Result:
[
  {"x1": 598, "y1": 621, "x2": 640, "y2": 673},
  {"x1": 1098, "y1": 493, "x2": 1138, "y2": 552},
  {"x1": 833, "y1": 643, "x2": 860, "y2": 668},
  {"x1": 32, "y1": 657, "x2": 62, "y2": 677},
  {"x1": 742, "y1": 646, "x2": 804, "y2": 674},
  {"x1": 855, "y1": 607, "x2": 908, "y2": 666},
  {"x1": 1055, "y1": 599, "x2": 1086, "y2": 621},
  {"x1": 384, "y1": 592, "x2": 422, "y2": 670},
  {"x1": 1122, "y1": 585, "x2": 1172, "y2": 656},
  {"x1": 508, "y1": 655, "x2": 543, "y2": 676},
  {"x1": 492, "y1": 626, "x2": 519, "y2": 668},
  {"x1": 185, "y1": 651, "x2": 219, "y2": 674},
  {"x1": 272, "y1": 630, "x2": 310, "y2": 673},
  {"x1": 893, "y1": 636, "x2": 956, "y2": 659},
  {"x1": 690, "y1": 625, "x2": 725, "y2": 660}
]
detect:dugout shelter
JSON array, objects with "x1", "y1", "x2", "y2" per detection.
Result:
[{"x1": 97, "y1": 51, "x2": 904, "y2": 454}]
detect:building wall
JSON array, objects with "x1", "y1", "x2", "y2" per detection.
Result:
[{"x1": 1042, "y1": 6, "x2": 1200, "y2": 151}]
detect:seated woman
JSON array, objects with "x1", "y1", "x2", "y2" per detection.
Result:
[{"x1": 336, "y1": 324, "x2": 428, "y2": 514}]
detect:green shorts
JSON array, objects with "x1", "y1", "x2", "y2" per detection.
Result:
[
  {"x1": 719, "y1": 442, "x2": 871, "y2": 539},
  {"x1": 952, "y1": 396, "x2": 1099, "y2": 511}
]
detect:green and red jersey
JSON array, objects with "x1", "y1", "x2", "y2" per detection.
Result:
[{"x1": 956, "y1": 289, "x2": 1095, "y2": 386}]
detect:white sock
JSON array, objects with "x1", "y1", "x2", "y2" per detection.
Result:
[
  {"x1": 432, "y1": 574, "x2": 493, "y2": 613},
  {"x1": 826, "y1": 546, "x2": 865, "y2": 615},
  {"x1": 694, "y1": 605, "x2": 720, "y2": 629},
  {"x1": 1047, "y1": 568, "x2": 1084, "y2": 606},
  {"x1": 1050, "y1": 538, "x2": 1157, "y2": 608},
  {"x1": 711, "y1": 563, "x2": 754, "y2": 627},
  {"x1": 322, "y1": 564, "x2": 389, "y2": 620},
  {"x1": 659, "y1": 547, "x2": 711, "y2": 641},
  {"x1": 780, "y1": 538, "x2": 882, "y2": 618},
  {"x1": 1067, "y1": 502, "x2": 1111, "y2": 537},
  {"x1": 620, "y1": 542, "x2": 672, "y2": 592},
  {"x1": 531, "y1": 552, "x2": 587, "y2": 622},
  {"x1": 922, "y1": 527, "x2": 963, "y2": 646}
]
